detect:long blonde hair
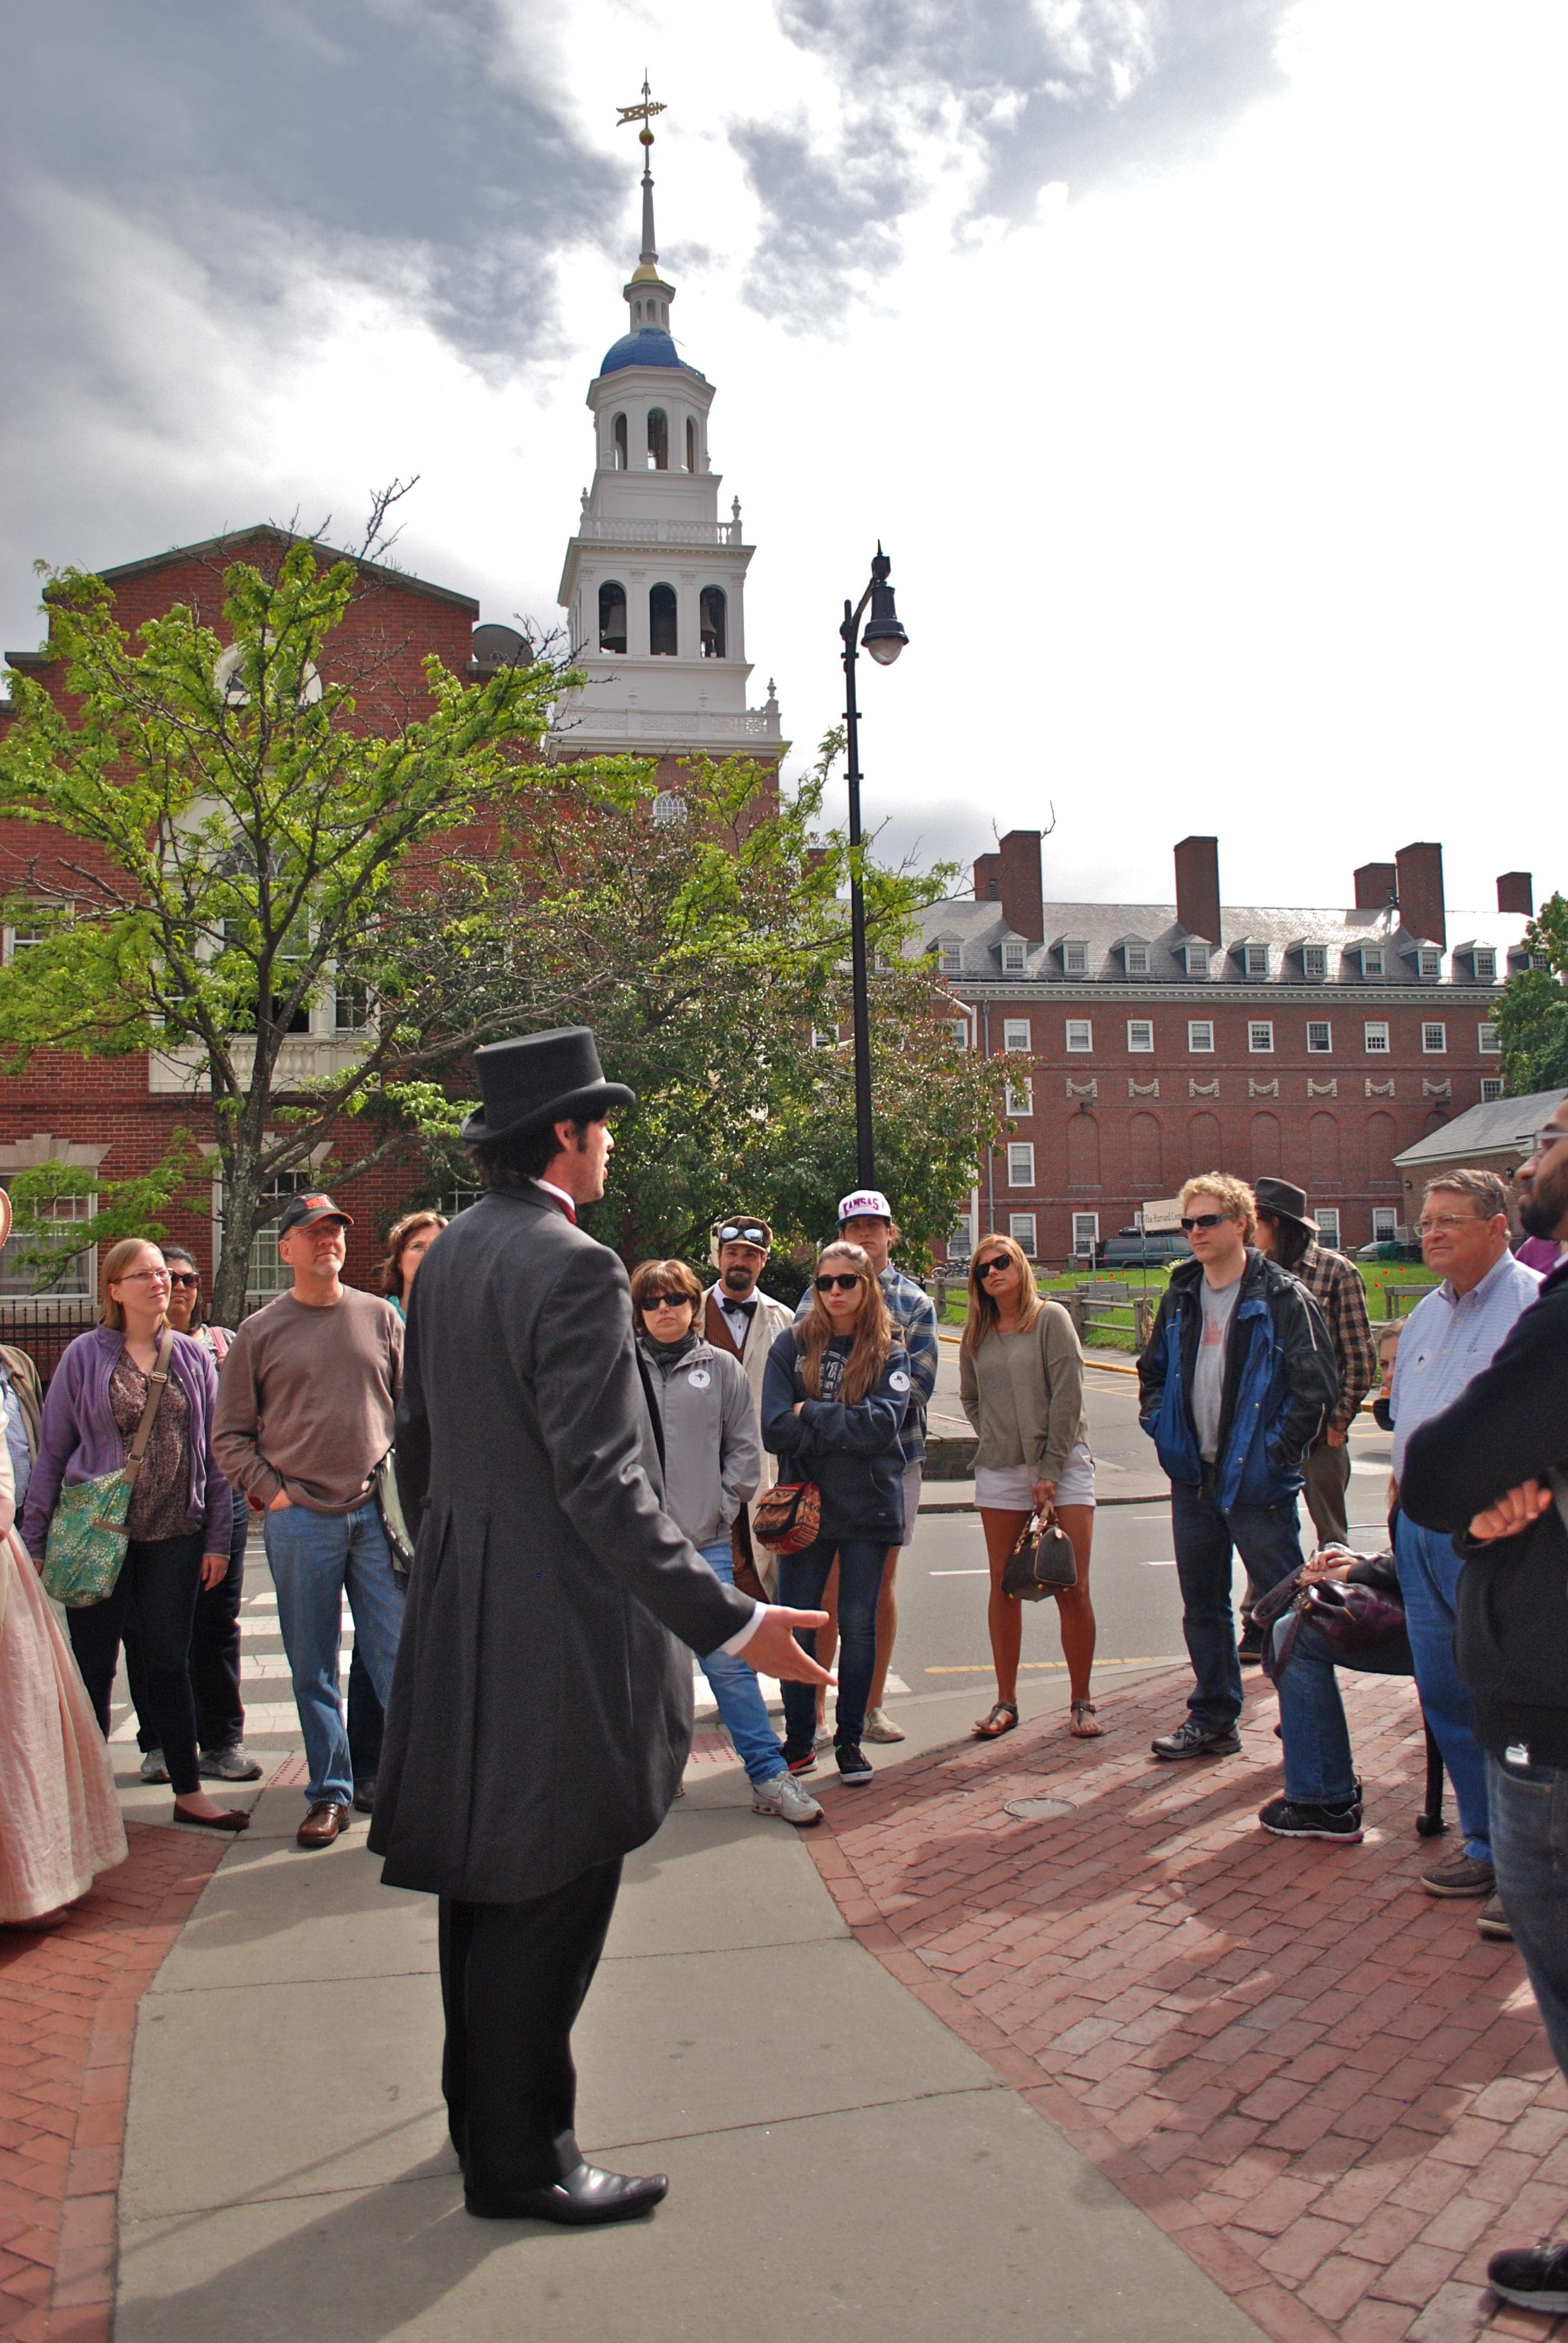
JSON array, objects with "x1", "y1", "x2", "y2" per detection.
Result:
[
  {"x1": 795, "y1": 1241, "x2": 893, "y2": 1403},
  {"x1": 961, "y1": 1233, "x2": 1043, "y2": 1357}
]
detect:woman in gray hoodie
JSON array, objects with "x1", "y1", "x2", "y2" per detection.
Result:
[{"x1": 632, "y1": 1259, "x2": 822, "y2": 1827}]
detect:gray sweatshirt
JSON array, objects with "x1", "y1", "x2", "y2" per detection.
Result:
[{"x1": 638, "y1": 1334, "x2": 760, "y2": 1550}]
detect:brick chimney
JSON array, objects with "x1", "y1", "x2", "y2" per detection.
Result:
[
  {"x1": 996, "y1": 830, "x2": 1044, "y2": 944},
  {"x1": 1497, "y1": 871, "x2": 1534, "y2": 916},
  {"x1": 1395, "y1": 841, "x2": 1446, "y2": 948},
  {"x1": 972, "y1": 851, "x2": 1001, "y2": 904},
  {"x1": 1354, "y1": 861, "x2": 1397, "y2": 912},
  {"x1": 1174, "y1": 835, "x2": 1221, "y2": 943}
]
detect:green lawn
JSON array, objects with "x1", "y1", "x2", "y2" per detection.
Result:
[{"x1": 936, "y1": 1254, "x2": 1440, "y2": 1345}]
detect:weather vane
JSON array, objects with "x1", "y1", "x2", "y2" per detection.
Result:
[{"x1": 616, "y1": 73, "x2": 665, "y2": 151}]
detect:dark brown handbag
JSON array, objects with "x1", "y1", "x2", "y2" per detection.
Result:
[
  {"x1": 1001, "y1": 1508, "x2": 1078, "y2": 1601},
  {"x1": 753, "y1": 1479, "x2": 822, "y2": 1554}
]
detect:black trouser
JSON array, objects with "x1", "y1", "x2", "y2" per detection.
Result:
[
  {"x1": 129, "y1": 1500, "x2": 249, "y2": 1755},
  {"x1": 439, "y1": 1858, "x2": 623, "y2": 2204},
  {"x1": 346, "y1": 1644, "x2": 385, "y2": 1786},
  {"x1": 69, "y1": 1530, "x2": 204, "y2": 1796}
]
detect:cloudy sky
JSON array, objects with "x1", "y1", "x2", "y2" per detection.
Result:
[{"x1": 2, "y1": 0, "x2": 1564, "y2": 914}]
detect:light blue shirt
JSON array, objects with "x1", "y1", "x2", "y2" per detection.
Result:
[
  {"x1": 0, "y1": 1361, "x2": 31, "y2": 1510},
  {"x1": 1390, "y1": 1249, "x2": 1541, "y2": 1479}
]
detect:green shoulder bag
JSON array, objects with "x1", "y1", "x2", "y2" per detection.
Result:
[{"x1": 42, "y1": 1329, "x2": 175, "y2": 1608}]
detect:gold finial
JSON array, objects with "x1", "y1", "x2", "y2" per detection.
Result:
[{"x1": 616, "y1": 73, "x2": 665, "y2": 146}]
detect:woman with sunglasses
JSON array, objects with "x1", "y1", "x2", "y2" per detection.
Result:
[
  {"x1": 761, "y1": 1242, "x2": 910, "y2": 1784},
  {"x1": 631, "y1": 1259, "x2": 823, "y2": 1826},
  {"x1": 959, "y1": 1234, "x2": 1099, "y2": 1739},
  {"x1": 125, "y1": 1246, "x2": 263, "y2": 1787},
  {"x1": 21, "y1": 1240, "x2": 249, "y2": 1831}
]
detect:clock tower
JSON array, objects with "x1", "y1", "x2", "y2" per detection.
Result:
[{"x1": 554, "y1": 94, "x2": 784, "y2": 782}]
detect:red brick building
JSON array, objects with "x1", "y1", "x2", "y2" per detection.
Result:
[{"x1": 921, "y1": 831, "x2": 1539, "y2": 1262}]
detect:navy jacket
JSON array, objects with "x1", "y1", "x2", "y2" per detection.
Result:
[
  {"x1": 760, "y1": 1328, "x2": 909, "y2": 1543},
  {"x1": 1137, "y1": 1248, "x2": 1337, "y2": 1510}
]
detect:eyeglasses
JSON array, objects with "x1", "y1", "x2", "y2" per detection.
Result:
[
  {"x1": 166, "y1": 1273, "x2": 200, "y2": 1290},
  {"x1": 117, "y1": 1268, "x2": 171, "y2": 1285},
  {"x1": 815, "y1": 1273, "x2": 864, "y2": 1293},
  {"x1": 975, "y1": 1257, "x2": 1011, "y2": 1280},
  {"x1": 1416, "y1": 1213, "x2": 1487, "y2": 1236},
  {"x1": 1526, "y1": 1130, "x2": 1568, "y2": 1159},
  {"x1": 1179, "y1": 1213, "x2": 1228, "y2": 1233},
  {"x1": 717, "y1": 1225, "x2": 768, "y2": 1247}
]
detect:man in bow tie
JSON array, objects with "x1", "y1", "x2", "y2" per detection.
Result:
[{"x1": 703, "y1": 1214, "x2": 795, "y2": 1598}]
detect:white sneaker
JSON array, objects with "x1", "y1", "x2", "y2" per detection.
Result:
[
  {"x1": 140, "y1": 1749, "x2": 169, "y2": 1784},
  {"x1": 752, "y1": 1771, "x2": 823, "y2": 1827},
  {"x1": 199, "y1": 1744, "x2": 264, "y2": 1782},
  {"x1": 815, "y1": 1719, "x2": 834, "y2": 1748},
  {"x1": 863, "y1": 1706, "x2": 906, "y2": 1744}
]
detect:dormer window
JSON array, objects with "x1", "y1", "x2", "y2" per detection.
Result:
[
  {"x1": 1001, "y1": 939, "x2": 1027, "y2": 974},
  {"x1": 1301, "y1": 945, "x2": 1328, "y2": 980},
  {"x1": 1473, "y1": 947, "x2": 1497, "y2": 982},
  {"x1": 1243, "y1": 944, "x2": 1269, "y2": 977},
  {"x1": 1418, "y1": 948, "x2": 1442, "y2": 980},
  {"x1": 1183, "y1": 944, "x2": 1210, "y2": 978},
  {"x1": 936, "y1": 939, "x2": 962, "y2": 976},
  {"x1": 1123, "y1": 942, "x2": 1149, "y2": 975},
  {"x1": 1062, "y1": 940, "x2": 1088, "y2": 974},
  {"x1": 1359, "y1": 946, "x2": 1385, "y2": 979}
]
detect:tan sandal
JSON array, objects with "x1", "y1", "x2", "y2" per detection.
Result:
[
  {"x1": 973, "y1": 1702, "x2": 1019, "y2": 1740},
  {"x1": 1070, "y1": 1702, "x2": 1102, "y2": 1738}
]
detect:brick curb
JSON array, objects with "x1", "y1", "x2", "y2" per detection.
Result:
[
  {"x1": 0, "y1": 1821, "x2": 229, "y2": 2343},
  {"x1": 803, "y1": 1674, "x2": 1568, "y2": 2343}
]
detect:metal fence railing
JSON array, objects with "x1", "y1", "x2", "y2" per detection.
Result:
[{"x1": 0, "y1": 1302, "x2": 100, "y2": 1387}]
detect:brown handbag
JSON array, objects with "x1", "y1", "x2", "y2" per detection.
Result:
[
  {"x1": 1001, "y1": 1507, "x2": 1079, "y2": 1601},
  {"x1": 752, "y1": 1479, "x2": 822, "y2": 1554}
]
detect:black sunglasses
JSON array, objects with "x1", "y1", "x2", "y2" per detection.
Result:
[
  {"x1": 975, "y1": 1256, "x2": 1011, "y2": 1279},
  {"x1": 638, "y1": 1293, "x2": 689, "y2": 1311},
  {"x1": 166, "y1": 1272, "x2": 200, "y2": 1289},
  {"x1": 815, "y1": 1272, "x2": 864, "y2": 1293},
  {"x1": 1179, "y1": 1212, "x2": 1227, "y2": 1233}
]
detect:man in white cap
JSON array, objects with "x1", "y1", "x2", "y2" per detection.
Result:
[
  {"x1": 796, "y1": 1188, "x2": 938, "y2": 1741},
  {"x1": 701, "y1": 1213, "x2": 795, "y2": 1597}
]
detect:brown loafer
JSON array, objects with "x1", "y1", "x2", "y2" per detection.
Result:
[{"x1": 296, "y1": 1800, "x2": 353, "y2": 1849}]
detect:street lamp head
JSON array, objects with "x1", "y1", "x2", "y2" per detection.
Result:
[{"x1": 862, "y1": 546, "x2": 907, "y2": 665}]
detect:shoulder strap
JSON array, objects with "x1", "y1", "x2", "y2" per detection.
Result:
[{"x1": 124, "y1": 1328, "x2": 175, "y2": 1482}]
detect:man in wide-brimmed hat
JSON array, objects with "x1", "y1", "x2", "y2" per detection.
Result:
[
  {"x1": 1250, "y1": 1176, "x2": 1375, "y2": 1555},
  {"x1": 371, "y1": 1027, "x2": 829, "y2": 2229}
]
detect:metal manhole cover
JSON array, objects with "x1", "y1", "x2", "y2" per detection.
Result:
[{"x1": 1002, "y1": 1797, "x2": 1077, "y2": 1821}]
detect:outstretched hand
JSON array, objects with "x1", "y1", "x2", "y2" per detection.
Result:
[
  {"x1": 1468, "y1": 1478, "x2": 1553, "y2": 1544},
  {"x1": 741, "y1": 1606, "x2": 834, "y2": 1686}
]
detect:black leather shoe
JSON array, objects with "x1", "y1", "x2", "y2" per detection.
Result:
[
  {"x1": 1151, "y1": 1720, "x2": 1242, "y2": 1762},
  {"x1": 352, "y1": 1777, "x2": 377, "y2": 1814},
  {"x1": 465, "y1": 2161, "x2": 669, "y2": 2226}
]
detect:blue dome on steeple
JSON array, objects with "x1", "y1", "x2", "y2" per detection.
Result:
[{"x1": 598, "y1": 324, "x2": 706, "y2": 380}]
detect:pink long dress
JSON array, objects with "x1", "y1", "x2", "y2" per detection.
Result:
[{"x1": 0, "y1": 1435, "x2": 127, "y2": 1924}]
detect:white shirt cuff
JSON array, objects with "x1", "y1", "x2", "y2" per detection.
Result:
[{"x1": 719, "y1": 1599, "x2": 768, "y2": 1657}]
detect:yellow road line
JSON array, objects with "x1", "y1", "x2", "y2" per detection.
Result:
[{"x1": 924, "y1": 1656, "x2": 1185, "y2": 1675}]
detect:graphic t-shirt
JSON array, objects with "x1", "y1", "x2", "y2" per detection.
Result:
[{"x1": 1192, "y1": 1274, "x2": 1243, "y2": 1462}]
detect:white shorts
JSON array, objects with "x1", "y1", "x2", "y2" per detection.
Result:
[{"x1": 975, "y1": 1441, "x2": 1096, "y2": 1513}]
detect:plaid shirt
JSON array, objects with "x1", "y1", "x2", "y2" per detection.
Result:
[
  {"x1": 1295, "y1": 1240, "x2": 1377, "y2": 1435},
  {"x1": 794, "y1": 1264, "x2": 938, "y2": 1464}
]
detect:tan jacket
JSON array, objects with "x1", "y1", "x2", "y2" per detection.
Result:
[
  {"x1": 959, "y1": 1301, "x2": 1088, "y2": 1481},
  {"x1": 703, "y1": 1285, "x2": 795, "y2": 1597}
]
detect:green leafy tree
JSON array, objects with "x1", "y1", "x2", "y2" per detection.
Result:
[
  {"x1": 1497, "y1": 893, "x2": 1568, "y2": 1097},
  {"x1": 0, "y1": 542, "x2": 574, "y2": 1322}
]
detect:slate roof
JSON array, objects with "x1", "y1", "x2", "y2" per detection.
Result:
[{"x1": 1393, "y1": 1087, "x2": 1568, "y2": 1167}]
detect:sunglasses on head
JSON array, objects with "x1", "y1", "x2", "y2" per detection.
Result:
[
  {"x1": 718, "y1": 1225, "x2": 768, "y2": 1247},
  {"x1": 815, "y1": 1271, "x2": 863, "y2": 1293},
  {"x1": 1180, "y1": 1212, "x2": 1228, "y2": 1233}
]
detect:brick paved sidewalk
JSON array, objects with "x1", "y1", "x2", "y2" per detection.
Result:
[
  {"x1": 807, "y1": 1670, "x2": 1568, "y2": 2343},
  {"x1": 0, "y1": 1825, "x2": 227, "y2": 2343}
]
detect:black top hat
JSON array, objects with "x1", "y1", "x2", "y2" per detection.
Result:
[
  {"x1": 1253, "y1": 1175, "x2": 1318, "y2": 1233},
  {"x1": 460, "y1": 1027, "x2": 635, "y2": 1149}
]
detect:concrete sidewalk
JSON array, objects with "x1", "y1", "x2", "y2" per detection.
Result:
[{"x1": 111, "y1": 1674, "x2": 1268, "y2": 2343}]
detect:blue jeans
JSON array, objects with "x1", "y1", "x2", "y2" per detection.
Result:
[
  {"x1": 697, "y1": 1543, "x2": 785, "y2": 1788},
  {"x1": 1486, "y1": 1752, "x2": 1568, "y2": 2078},
  {"x1": 1170, "y1": 1472, "x2": 1305, "y2": 1732},
  {"x1": 1394, "y1": 1515, "x2": 1491, "y2": 1863},
  {"x1": 776, "y1": 1537, "x2": 887, "y2": 1757},
  {"x1": 263, "y1": 1499, "x2": 405, "y2": 1806},
  {"x1": 1273, "y1": 1615, "x2": 1416, "y2": 1805}
]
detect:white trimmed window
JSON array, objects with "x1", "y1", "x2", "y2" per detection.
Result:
[
  {"x1": 1302, "y1": 945, "x2": 1328, "y2": 980},
  {"x1": 242, "y1": 1169, "x2": 318, "y2": 1306},
  {"x1": 1422, "y1": 1022, "x2": 1447, "y2": 1054},
  {"x1": 1249, "y1": 1021, "x2": 1274, "y2": 1053},
  {"x1": 1127, "y1": 1019, "x2": 1154, "y2": 1053},
  {"x1": 0, "y1": 1181, "x2": 95, "y2": 1298},
  {"x1": 1360, "y1": 946, "x2": 1384, "y2": 978},
  {"x1": 936, "y1": 939, "x2": 962, "y2": 975},
  {"x1": 443, "y1": 1184, "x2": 484, "y2": 1216},
  {"x1": 1007, "y1": 1142, "x2": 1035, "y2": 1188},
  {"x1": 1418, "y1": 948, "x2": 1442, "y2": 979},
  {"x1": 1124, "y1": 943, "x2": 1149, "y2": 975},
  {"x1": 1243, "y1": 944, "x2": 1269, "y2": 977},
  {"x1": 1187, "y1": 1020, "x2": 1214, "y2": 1053},
  {"x1": 1306, "y1": 1020, "x2": 1332, "y2": 1054},
  {"x1": 1481, "y1": 1078, "x2": 1504, "y2": 1102},
  {"x1": 1183, "y1": 944, "x2": 1210, "y2": 977},
  {"x1": 810, "y1": 1027, "x2": 837, "y2": 1049},
  {"x1": 1364, "y1": 1021, "x2": 1390, "y2": 1054},
  {"x1": 1002, "y1": 1018, "x2": 1030, "y2": 1053},
  {"x1": 1372, "y1": 1207, "x2": 1398, "y2": 1240},
  {"x1": 1474, "y1": 948, "x2": 1497, "y2": 982},
  {"x1": 1008, "y1": 1213, "x2": 1038, "y2": 1258},
  {"x1": 1315, "y1": 1207, "x2": 1341, "y2": 1251},
  {"x1": 1062, "y1": 940, "x2": 1088, "y2": 974},
  {"x1": 1004, "y1": 1076, "x2": 1033, "y2": 1117},
  {"x1": 1001, "y1": 939, "x2": 1027, "y2": 972},
  {"x1": 1478, "y1": 1023, "x2": 1501, "y2": 1054},
  {"x1": 948, "y1": 1019, "x2": 969, "y2": 1052},
  {"x1": 1071, "y1": 1212, "x2": 1100, "y2": 1257},
  {"x1": 1065, "y1": 1018, "x2": 1093, "y2": 1054}
]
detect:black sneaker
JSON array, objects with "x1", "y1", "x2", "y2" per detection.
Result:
[
  {"x1": 1238, "y1": 1616, "x2": 1265, "y2": 1668},
  {"x1": 785, "y1": 1748, "x2": 818, "y2": 1777},
  {"x1": 1258, "y1": 1794, "x2": 1364, "y2": 1843},
  {"x1": 836, "y1": 1744, "x2": 874, "y2": 1784},
  {"x1": 1488, "y1": 2241, "x2": 1568, "y2": 2315},
  {"x1": 1151, "y1": 1720, "x2": 1242, "y2": 1762}
]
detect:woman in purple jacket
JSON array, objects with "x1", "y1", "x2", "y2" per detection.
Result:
[{"x1": 21, "y1": 1239, "x2": 247, "y2": 1832}]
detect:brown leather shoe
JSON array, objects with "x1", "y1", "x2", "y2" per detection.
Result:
[{"x1": 296, "y1": 1800, "x2": 352, "y2": 1849}]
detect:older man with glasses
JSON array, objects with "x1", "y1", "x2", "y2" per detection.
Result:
[{"x1": 1387, "y1": 1168, "x2": 1541, "y2": 1910}]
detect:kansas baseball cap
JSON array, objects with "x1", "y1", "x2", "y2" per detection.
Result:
[
  {"x1": 276, "y1": 1191, "x2": 354, "y2": 1236},
  {"x1": 837, "y1": 1188, "x2": 893, "y2": 1224}
]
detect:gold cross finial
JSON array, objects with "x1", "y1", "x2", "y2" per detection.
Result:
[{"x1": 616, "y1": 73, "x2": 665, "y2": 147}]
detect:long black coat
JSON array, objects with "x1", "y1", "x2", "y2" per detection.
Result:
[{"x1": 368, "y1": 1186, "x2": 754, "y2": 1902}]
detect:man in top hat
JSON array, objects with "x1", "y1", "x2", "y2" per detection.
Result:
[
  {"x1": 370, "y1": 1027, "x2": 829, "y2": 2228},
  {"x1": 212, "y1": 1190, "x2": 405, "y2": 1849},
  {"x1": 702, "y1": 1212, "x2": 795, "y2": 1597},
  {"x1": 1252, "y1": 1176, "x2": 1376, "y2": 1553}
]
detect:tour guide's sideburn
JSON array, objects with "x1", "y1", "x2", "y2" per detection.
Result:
[{"x1": 369, "y1": 1027, "x2": 829, "y2": 2227}]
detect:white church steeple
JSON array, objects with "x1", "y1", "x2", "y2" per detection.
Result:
[{"x1": 554, "y1": 87, "x2": 784, "y2": 767}]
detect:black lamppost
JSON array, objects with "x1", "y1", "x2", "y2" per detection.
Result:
[{"x1": 841, "y1": 544, "x2": 909, "y2": 1187}]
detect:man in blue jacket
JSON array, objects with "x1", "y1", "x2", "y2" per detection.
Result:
[{"x1": 1137, "y1": 1172, "x2": 1338, "y2": 1761}]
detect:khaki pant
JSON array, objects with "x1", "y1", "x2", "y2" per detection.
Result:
[{"x1": 1301, "y1": 1435, "x2": 1351, "y2": 1548}]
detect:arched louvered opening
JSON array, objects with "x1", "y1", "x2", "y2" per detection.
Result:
[
  {"x1": 646, "y1": 408, "x2": 668, "y2": 470},
  {"x1": 700, "y1": 586, "x2": 727, "y2": 659},
  {"x1": 598, "y1": 581, "x2": 627, "y2": 655},
  {"x1": 649, "y1": 583, "x2": 678, "y2": 656},
  {"x1": 612, "y1": 413, "x2": 627, "y2": 470},
  {"x1": 685, "y1": 416, "x2": 697, "y2": 471}
]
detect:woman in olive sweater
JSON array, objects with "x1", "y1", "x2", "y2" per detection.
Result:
[{"x1": 959, "y1": 1235, "x2": 1099, "y2": 1738}]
